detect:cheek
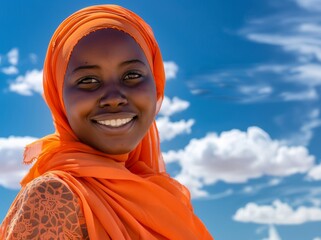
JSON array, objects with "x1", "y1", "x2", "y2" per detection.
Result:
[
  {"x1": 135, "y1": 84, "x2": 157, "y2": 116},
  {"x1": 64, "y1": 91, "x2": 95, "y2": 125}
]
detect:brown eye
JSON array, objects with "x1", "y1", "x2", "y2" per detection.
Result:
[
  {"x1": 77, "y1": 77, "x2": 100, "y2": 89},
  {"x1": 124, "y1": 72, "x2": 142, "y2": 80},
  {"x1": 123, "y1": 72, "x2": 143, "y2": 86},
  {"x1": 79, "y1": 78, "x2": 99, "y2": 84}
]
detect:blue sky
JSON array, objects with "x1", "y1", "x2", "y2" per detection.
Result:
[{"x1": 1, "y1": 0, "x2": 321, "y2": 239}]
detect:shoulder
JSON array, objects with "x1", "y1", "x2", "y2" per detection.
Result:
[
  {"x1": 24, "y1": 173, "x2": 74, "y2": 203},
  {"x1": 3, "y1": 173, "x2": 88, "y2": 239}
]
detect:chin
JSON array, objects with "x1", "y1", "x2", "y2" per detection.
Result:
[{"x1": 99, "y1": 145, "x2": 136, "y2": 155}]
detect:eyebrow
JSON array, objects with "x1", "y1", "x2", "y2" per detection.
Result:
[
  {"x1": 71, "y1": 59, "x2": 147, "y2": 74},
  {"x1": 71, "y1": 65, "x2": 99, "y2": 74},
  {"x1": 120, "y1": 59, "x2": 147, "y2": 67}
]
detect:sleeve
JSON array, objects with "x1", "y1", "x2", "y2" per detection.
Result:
[{"x1": 1, "y1": 174, "x2": 89, "y2": 240}]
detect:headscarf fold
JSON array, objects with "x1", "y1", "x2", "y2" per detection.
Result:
[{"x1": 21, "y1": 4, "x2": 212, "y2": 239}]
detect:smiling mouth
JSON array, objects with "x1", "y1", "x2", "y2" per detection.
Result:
[{"x1": 96, "y1": 117, "x2": 134, "y2": 128}]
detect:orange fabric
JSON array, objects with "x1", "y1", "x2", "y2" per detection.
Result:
[{"x1": 4, "y1": 4, "x2": 213, "y2": 239}]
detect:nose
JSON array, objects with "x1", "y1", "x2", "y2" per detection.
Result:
[{"x1": 99, "y1": 90, "x2": 128, "y2": 108}]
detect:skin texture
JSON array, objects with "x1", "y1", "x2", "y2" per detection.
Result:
[{"x1": 63, "y1": 29, "x2": 157, "y2": 154}]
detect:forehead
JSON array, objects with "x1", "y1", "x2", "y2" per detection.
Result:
[{"x1": 69, "y1": 28, "x2": 148, "y2": 64}]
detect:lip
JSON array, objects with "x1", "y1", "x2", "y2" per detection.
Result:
[{"x1": 91, "y1": 112, "x2": 137, "y2": 135}]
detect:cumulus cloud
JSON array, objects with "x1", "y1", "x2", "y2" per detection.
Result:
[
  {"x1": 163, "y1": 127, "x2": 315, "y2": 197},
  {"x1": 7, "y1": 48, "x2": 19, "y2": 66},
  {"x1": 9, "y1": 69, "x2": 43, "y2": 96},
  {"x1": 163, "y1": 61, "x2": 178, "y2": 80},
  {"x1": 233, "y1": 199, "x2": 321, "y2": 225},
  {"x1": 156, "y1": 116, "x2": 195, "y2": 142},
  {"x1": 158, "y1": 96, "x2": 190, "y2": 117},
  {"x1": 0, "y1": 136, "x2": 36, "y2": 189}
]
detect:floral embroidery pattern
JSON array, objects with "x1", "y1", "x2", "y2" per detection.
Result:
[{"x1": 1, "y1": 174, "x2": 89, "y2": 239}]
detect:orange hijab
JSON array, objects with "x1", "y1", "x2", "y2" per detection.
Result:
[{"x1": 21, "y1": 5, "x2": 213, "y2": 239}]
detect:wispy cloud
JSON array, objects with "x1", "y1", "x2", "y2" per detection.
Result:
[
  {"x1": 207, "y1": 189, "x2": 234, "y2": 200},
  {"x1": 233, "y1": 199, "x2": 321, "y2": 224},
  {"x1": 1, "y1": 48, "x2": 19, "y2": 76},
  {"x1": 163, "y1": 127, "x2": 315, "y2": 198},
  {"x1": 9, "y1": 69, "x2": 43, "y2": 96},
  {"x1": 189, "y1": 0, "x2": 321, "y2": 104},
  {"x1": 280, "y1": 88, "x2": 318, "y2": 101},
  {"x1": 7, "y1": 48, "x2": 19, "y2": 66},
  {"x1": 282, "y1": 108, "x2": 321, "y2": 146},
  {"x1": 294, "y1": 0, "x2": 321, "y2": 12},
  {"x1": 29, "y1": 53, "x2": 38, "y2": 64},
  {"x1": 242, "y1": 178, "x2": 282, "y2": 195},
  {"x1": 1, "y1": 66, "x2": 18, "y2": 75},
  {"x1": 262, "y1": 225, "x2": 282, "y2": 240},
  {"x1": 0, "y1": 136, "x2": 36, "y2": 189}
]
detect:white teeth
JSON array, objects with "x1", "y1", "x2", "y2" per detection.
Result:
[{"x1": 97, "y1": 118, "x2": 133, "y2": 127}]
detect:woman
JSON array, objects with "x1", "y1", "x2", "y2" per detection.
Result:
[{"x1": 1, "y1": 5, "x2": 213, "y2": 239}]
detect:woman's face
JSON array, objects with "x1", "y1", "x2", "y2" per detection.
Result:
[{"x1": 63, "y1": 29, "x2": 157, "y2": 154}]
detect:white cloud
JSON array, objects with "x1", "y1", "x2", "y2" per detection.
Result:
[
  {"x1": 156, "y1": 116, "x2": 194, "y2": 142},
  {"x1": 233, "y1": 199, "x2": 321, "y2": 225},
  {"x1": 1, "y1": 66, "x2": 18, "y2": 75},
  {"x1": 164, "y1": 61, "x2": 178, "y2": 80},
  {"x1": 209, "y1": 189, "x2": 234, "y2": 200},
  {"x1": 290, "y1": 64, "x2": 321, "y2": 86},
  {"x1": 307, "y1": 164, "x2": 321, "y2": 180},
  {"x1": 313, "y1": 237, "x2": 321, "y2": 240},
  {"x1": 242, "y1": 178, "x2": 282, "y2": 195},
  {"x1": 262, "y1": 225, "x2": 282, "y2": 240},
  {"x1": 238, "y1": 85, "x2": 273, "y2": 103},
  {"x1": 280, "y1": 88, "x2": 318, "y2": 101},
  {"x1": 163, "y1": 127, "x2": 315, "y2": 197},
  {"x1": 239, "y1": 85, "x2": 273, "y2": 95},
  {"x1": 298, "y1": 23, "x2": 321, "y2": 33},
  {"x1": 252, "y1": 64, "x2": 288, "y2": 74},
  {"x1": 29, "y1": 53, "x2": 38, "y2": 64},
  {"x1": 9, "y1": 69, "x2": 43, "y2": 96},
  {"x1": 294, "y1": 0, "x2": 321, "y2": 12},
  {"x1": 237, "y1": 4, "x2": 321, "y2": 107},
  {"x1": 0, "y1": 136, "x2": 36, "y2": 189},
  {"x1": 246, "y1": 33, "x2": 321, "y2": 62},
  {"x1": 158, "y1": 96, "x2": 190, "y2": 117},
  {"x1": 7, "y1": 48, "x2": 19, "y2": 66},
  {"x1": 283, "y1": 108, "x2": 321, "y2": 146}
]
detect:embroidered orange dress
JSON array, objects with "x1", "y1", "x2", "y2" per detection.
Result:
[{"x1": 0, "y1": 5, "x2": 213, "y2": 240}]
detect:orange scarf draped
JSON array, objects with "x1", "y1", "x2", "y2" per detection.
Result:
[{"x1": 20, "y1": 5, "x2": 212, "y2": 239}]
